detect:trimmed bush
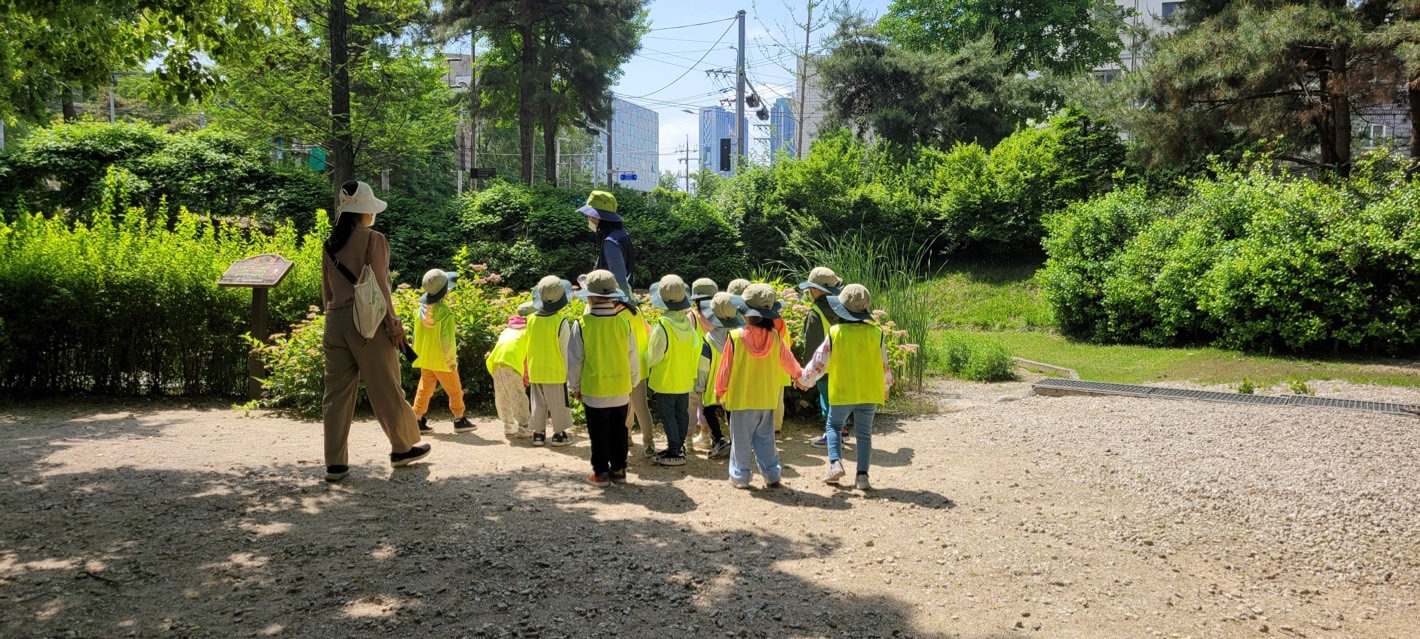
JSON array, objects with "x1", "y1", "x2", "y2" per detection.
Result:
[
  {"x1": 0, "y1": 122, "x2": 327, "y2": 228},
  {"x1": 1041, "y1": 160, "x2": 1420, "y2": 354}
]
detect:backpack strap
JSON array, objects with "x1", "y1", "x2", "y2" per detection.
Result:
[{"x1": 324, "y1": 242, "x2": 359, "y2": 285}]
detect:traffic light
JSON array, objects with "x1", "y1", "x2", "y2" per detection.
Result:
[{"x1": 719, "y1": 138, "x2": 731, "y2": 172}]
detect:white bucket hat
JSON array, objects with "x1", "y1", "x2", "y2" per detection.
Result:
[{"x1": 336, "y1": 180, "x2": 388, "y2": 217}]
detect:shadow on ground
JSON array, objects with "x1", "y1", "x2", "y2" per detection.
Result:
[{"x1": 0, "y1": 404, "x2": 990, "y2": 639}]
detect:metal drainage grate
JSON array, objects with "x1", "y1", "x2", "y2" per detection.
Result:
[{"x1": 1032, "y1": 378, "x2": 1420, "y2": 416}]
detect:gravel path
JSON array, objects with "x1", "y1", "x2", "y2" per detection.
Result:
[{"x1": 0, "y1": 382, "x2": 1416, "y2": 638}]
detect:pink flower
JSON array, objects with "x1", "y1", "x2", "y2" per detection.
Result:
[
  {"x1": 471, "y1": 263, "x2": 489, "y2": 273},
  {"x1": 872, "y1": 309, "x2": 888, "y2": 319},
  {"x1": 485, "y1": 273, "x2": 503, "y2": 284}
]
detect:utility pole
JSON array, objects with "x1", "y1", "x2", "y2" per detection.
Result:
[
  {"x1": 109, "y1": 73, "x2": 117, "y2": 124},
  {"x1": 606, "y1": 97, "x2": 615, "y2": 188},
  {"x1": 796, "y1": 2, "x2": 814, "y2": 159},
  {"x1": 684, "y1": 135, "x2": 691, "y2": 193},
  {"x1": 736, "y1": 10, "x2": 747, "y2": 172},
  {"x1": 470, "y1": 30, "x2": 480, "y2": 191}
]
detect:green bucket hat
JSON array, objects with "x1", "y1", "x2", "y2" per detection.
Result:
[
  {"x1": 532, "y1": 275, "x2": 573, "y2": 313},
  {"x1": 700, "y1": 292, "x2": 744, "y2": 329},
  {"x1": 649, "y1": 274, "x2": 692, "y2": 312},
  {"x1": 575, "y1": 269, "x2": 628, "y2": 302},
  {"x1": 739, "y1": 283, "x2": 782, "y2": 321},
  {"x1": 577, "y1": 190, "x2": 622, "y2": 223},
  {"x1": 827, "y1": 283, "x2": 874, "y2": 322}
]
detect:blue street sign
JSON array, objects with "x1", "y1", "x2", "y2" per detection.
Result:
[{"x1": 619, "y1": 173, "x2": 637, "y2": 181}]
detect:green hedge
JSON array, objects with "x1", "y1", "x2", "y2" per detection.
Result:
[
  {"x1": 0, "y1": 121, "x2": 328, "y2": 229},
  {"x1": 1041, "y1": 160, "x2": 1420, "y2": 354},
  {"x1": 457, "y1": 182, "x2": 749, "y2": 290},
  {"x1": 0, "y1": 169, "x2": 325, "y2": 395}
]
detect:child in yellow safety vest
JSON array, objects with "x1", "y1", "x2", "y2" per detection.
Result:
[
  {"x1": 797, "y1": 266, "x2": 849, "y2": 447},
  {"x1": 413, "y1": 269, "x2": 473, "y2": 434},
  {"x1": 646, "y1": 274, "x2": 703, "y2": 467},
  {"x1": 622, "y1": 301, "x2": 656, "y2": 458},
  {"x1": 687, "y1": 278, "x2": 723, "y2": 452},
  {"x1": 695, "y1": 290, "x2": 738, "y2": 460},
  {"x1": 714, "y1": 284, "x2": 803, "y2": 489},
  {"x1": 796, "y1": 284, "x2": 894, "y2": 491},
  {"x1": 486, "y1": 301, "x2": 535, "y2": 439},
  {"x1": 568, "y1": 270, "x2": 640, "y2": 487},
  {"x1": 525, "y1": 276, "x2": 576, "y2": 447}
]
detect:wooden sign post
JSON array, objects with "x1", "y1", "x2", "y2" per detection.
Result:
[{"x1": 218, "y1": 254, "x2": 294, "y2": 399}]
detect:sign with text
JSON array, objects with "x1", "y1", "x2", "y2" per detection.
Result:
[
  {"x1": 619, "y1": 173, "x2": 637, "y2": 181},
  {"x1": 218, "y1": 254, "x2": 293, "y2": 289},
  {"x1": 472, "y1": 167, "x2": 497, "y2": 179}
]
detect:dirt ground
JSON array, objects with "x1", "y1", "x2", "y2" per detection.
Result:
[{"x1": 1, "y1": 380, "x2": 1416, "y2": 639}]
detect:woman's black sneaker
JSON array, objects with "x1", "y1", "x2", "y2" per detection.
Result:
[
  {"x1": 417, "y1": 416, "x2": 432, "y2": 434},
  {"x1": 325, "y1": 465, "x2": 350, "y2": 482},
  {"x1": 652, "y1": 450, "x2": 687, "y2": 467},
  {"x1": 532, "y1": 432, "x2": 547, "y2": 447},
  {"x1": 390, "y1": 443, "x2": 432, "y2": 467}
]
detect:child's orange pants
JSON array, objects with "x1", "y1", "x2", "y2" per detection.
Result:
[{"x1": 412, "y1": 368, "x2": 466, "y2": 418}]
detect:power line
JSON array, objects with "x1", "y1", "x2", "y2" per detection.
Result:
[
  {"x1": 625, "y1": 20, "x2": 737, "y2": 100},
  {"x1": 647, "y1": 16, "x2": 737, "y2": 32}
]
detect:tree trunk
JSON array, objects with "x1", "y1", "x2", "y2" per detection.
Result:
[
  {"x1": 1408, "y1": 79, "x2": 1420, "y2": 177},
  {"x1": 329, "y1": 0, "x2": 356, "y2": 211},
  {"x1": 1330, "y1": 43, "x2": 1351, "y2": 178},
  {"x1": 517, "y1": 24, "x2": 538, "y2": 185},
  {"x1": 61, "y1": 86, "x2": 78, "y2": 122}
]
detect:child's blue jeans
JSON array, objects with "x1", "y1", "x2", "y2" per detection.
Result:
[
  {"x1": 827, "y1": 403, "x2": 877, "y2": 473},
  {"x1": 728, "y1": 409, "x2": 780, "y2": 485}
]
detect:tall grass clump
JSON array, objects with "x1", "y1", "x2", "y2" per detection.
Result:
[
  {"x1": 793, "y1": 234, "x2": 937, "y2": 390},
  {"x1": 930, "y1": 331, "x2": 1015, "y2": 382},
  {"x1": 0, "y1": 167, "x2": 325, "y2": 396}
]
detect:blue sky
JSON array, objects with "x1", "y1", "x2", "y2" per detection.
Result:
[{"x1": 611, "y1": 1, "x2": 893, "y2": 174}]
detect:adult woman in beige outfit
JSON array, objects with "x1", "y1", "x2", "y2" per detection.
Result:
[{"x1": 321, "y1": 181, "x2": 431, "y2": 482}]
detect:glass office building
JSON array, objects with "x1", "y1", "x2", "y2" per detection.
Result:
[
  {"x1": 591, "y1": 96, "x2": 659, "y2": 192},
  {"x1": 699, "y1": 106, "x2": 746, "y2": 176},
  {"x1": 769, "y1": 98, "x2": 797, "y2": 161}
]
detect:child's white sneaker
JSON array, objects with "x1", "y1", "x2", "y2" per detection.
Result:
[
  {"x1": 692, "y1": 432, "x2": 710, "y2": 450},
  {"x1": 503, "y1": 422, "x2": 518, "y2": 436},
  {"x1": 823, "y1": 460, "x2": 846, "y2": 484},
  {"x1": 854, "y1": 474, "x2": 871, "y2": 490},
  {"x1": 515, "y1": 425, "x2": 532, "y2": 439}
]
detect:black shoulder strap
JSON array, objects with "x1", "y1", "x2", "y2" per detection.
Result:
[{"x1": 324, "y1": 242, "x2": 359, "y2": 285}]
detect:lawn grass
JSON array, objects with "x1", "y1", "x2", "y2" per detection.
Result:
[
  {"x1": 919, "y1": 261, "x2": 1420, "y2": 388},
  {"x1": 987, "y1": 330, "x2": 1420, "y2": 388},
  {"x1": 918, "y1": 262, "x2": 1053, "y2": 331}
]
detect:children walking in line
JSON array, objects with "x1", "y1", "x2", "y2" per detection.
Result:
[
  {"x1": 525, "y1": 276, "x2": 575, "y2": 447},
  {"x1": 569, "y1": 270, "x2": 640, "y2": 487},
  {"x1": 487, "y1": 301, "x2": 535, "y2": 439},
  {"x1": 696, "y1": 292, "x2": 739, "y2": 460},
  {"x1": 715, "y1": 284, "x2": 802, "y2": 488},
  {"x1": 797, "y1": 267, "x2": 848, "y2": 447},
  {"x1": 647, "y1": 275, "x2": 703, "y2": 466},
  {"x1": 797, "y1": 284, "x2": 894, "y2": 490},
  {"x1": 687, "y1": 278, "x2": 720, "y2": 451},
  {"x1": 412, "y1": 269, "x2": 474, "y2": 434}
]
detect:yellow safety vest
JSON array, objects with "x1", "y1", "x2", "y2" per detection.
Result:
[
  {"x1": 827, "y1": 322, "x2": 886, "y2": 405},
  {"x1": 722, "y1": 329, "x2": 786, "y2": 411},
  {"x1": 580, "y1": 313, "x2": 632, "y2": 398},
  {"x1": 649, "y1": 316, "x2": 702, "y2": 395},
  {"x1": 485, "y1": 326, "x2": 528, "y2": 377},
  {"x1": 705, "y1": 329, "x2": 726, "y2": 406},
  {"x1": 525, "y1": 314, "x2": 567, "y2": 385},
  {"x1": 628, "y1": 311, "x2": 651, "y2": 382}
]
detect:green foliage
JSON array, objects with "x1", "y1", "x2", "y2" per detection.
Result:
[
  {"x1": 1042, "y1": 159, "x2": 1420, "y2": 354},
  {"x1": 0, "y1": 1, "x2": 283, "y2": 123},
  {"x1": 1288, "y1": 378, "x2": 1314, "y2": 396},
  {"x1": 791, "y1": 234, "x2": 934, "y2": 391},
  {"x1": 817, "y1": 15, "x2": 1025, "y2": 149},
  {"x1": 214, "y1": 17, "x2": 458, "y2": 177},
  {"x1": 0, "y1": 122, "x2": 327, "y2": 228},
  {"x1": 931, "y1": 331, "x2": 1015, "y2": 382},
  {"x1": 1238, "y1": 378, "x2": 1256, "y2": 395},
  {"x1": 879, "y1": 0, "x2": 1130, "y2": 75},
  {"x1": 0, "y1": 168, "x2": 325, "y2": 396},
  {"x1": 457, "y1": 182, "x2": 748, "y2": 290}
]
